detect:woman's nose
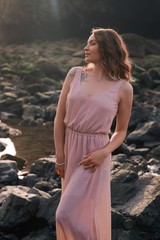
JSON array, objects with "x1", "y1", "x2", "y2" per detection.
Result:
[{"x1": 84, "y1": 44, "x2": 88, "y2": 51}]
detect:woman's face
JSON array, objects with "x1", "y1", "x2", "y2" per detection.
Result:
[{"x1": 84, "y1": 34, "x2": 101, "y2": 63}]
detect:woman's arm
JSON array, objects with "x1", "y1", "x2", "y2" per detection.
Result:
[{"x1": 54, "y1": 68, "x2": 76, "y2": 177}]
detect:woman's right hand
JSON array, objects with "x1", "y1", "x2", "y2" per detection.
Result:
[{"x1": 55, "y1": 155, "x2": 65, "y2": 178}]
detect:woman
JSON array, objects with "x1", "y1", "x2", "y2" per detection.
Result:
[{"x1": 54, "y1": 28, "x2": 133, "y2": 240}]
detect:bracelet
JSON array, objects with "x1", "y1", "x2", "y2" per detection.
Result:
[{"x1": 55, "y1": 161, "x2": 65, "y2": 166}]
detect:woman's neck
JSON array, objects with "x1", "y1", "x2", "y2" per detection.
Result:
[{"x1": 85, "y1": 63, "x2": 108, "y2": 80}]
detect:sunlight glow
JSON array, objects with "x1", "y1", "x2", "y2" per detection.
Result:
[{"x1": 49, "y1": 0, "x2": 60, "y2": 20}]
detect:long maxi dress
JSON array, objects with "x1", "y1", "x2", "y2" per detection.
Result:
[{"x1": 56, "y1": 67, "x2": 125, "y2": 240}]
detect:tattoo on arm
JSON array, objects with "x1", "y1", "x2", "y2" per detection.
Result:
[
  {"x1": 81, "y1": 71, "x2": 88, "y2": 82},
  {"x1": 68, "y1": 68, "x2": 88, "y2": 83}
]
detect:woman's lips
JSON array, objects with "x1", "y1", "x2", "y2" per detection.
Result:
[{"x1": 85, "y1": 53, "x2": 90, "y2": 57}]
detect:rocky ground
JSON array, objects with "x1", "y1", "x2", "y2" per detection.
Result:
[{"x1": 0, "y1": 33, "x2": 160, "y2": 240}]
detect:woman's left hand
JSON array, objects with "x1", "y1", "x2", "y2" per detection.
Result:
[{"x1": 78, "y1": 149, "x2": 109, "y2": 172}]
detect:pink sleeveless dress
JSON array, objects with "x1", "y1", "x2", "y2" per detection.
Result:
[{"x1": 56, "y1": 67, "x2": 124, "y2": 240}]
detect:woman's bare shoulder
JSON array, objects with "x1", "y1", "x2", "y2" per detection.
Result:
[
  {"x1": 119, "y1": 80, "x2": 133, "y2": 98},
  {"x1": 120, "y1": 79, "x2": 133, "y2": 91},
  {"x1": 67, "y1": 66, "x2": 83, "y2": 78}
]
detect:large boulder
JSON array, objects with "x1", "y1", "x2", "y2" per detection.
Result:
[
  {"x1": 22, "y1": 226, "x2": 56, "y2": 240},
  {"x1": 111, "y1": 154, "x2": 160, "y2": 239},
  {"x1": 30, "y1": 157, "x2": 57, "y2": 178},
  {"x1": 111, "y1": 208, "x2": 124, "y2": 229},
  {"x1": 1, "y1": 154, "x2": 26, "y2": 170},
  {"x1": 0, "y1": 122, "x2": 21, "y2": 138},
  {"x1": 127, "y1": 121, "x2": 160, "y2": 144},
  {"x1": 45, "y1": 104, "x2": 57, "y2": 121},
  {"x1": 128, "y1": 105, "x2": 150, "y2": 130},
  {"x1": 37, "y1": 189, "x2": 61, "y2": 226},
  {"x1": 0, "y1": 98, "x2": 23, "y2": 117},
  {"x1": 138, "y1": 71, "x2": 153, "y2": 88},
  {"x1": 146, "y1": 146, "x2": 160, "y2": 160},
  {"x1": 122, "y1": 33, "x2": 160, "y2": 57},
  {"x1": 0, "y1": 160, "x2": 18, "y2": 185},
  {"x1": 121, "y1": 175, "x2": 160, "y2": 233},
  {"x1": 22, "y1": 105, "x2": 45, "y2": 121},
  {"x1": 0, "y1": 186, "x2": 40, "y2": 228},
  {"x1": 35, "y1": 59, "x2": 64, "y2": 80}
]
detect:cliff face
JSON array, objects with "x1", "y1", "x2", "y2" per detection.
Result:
[
  {"x1": 0, "y1": 0, "x2": 159, "y2": 44},
  {"x1": 58, "y1": 0, "x2": 159, "y2": 38}
]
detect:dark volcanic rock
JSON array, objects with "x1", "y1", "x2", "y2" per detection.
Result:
[
  {"x1": 37, "y1": 189, "x2": 61, "y2": 226},
  {"x1": 146, "y1": 146, "x2": 160, "y2": 160},
  {"x1": 22, "y1": 105, "x2": 45, "y2": 121},
  {"x1": 34, "y1": 180, "x2": 53, "y2": 192},
  {"x1": 0, "y1": 160, "x2": 18, "y2": 185},
  {"x1": 27, "y1": 83, "x2": 49, "y2": 95},
  {"x1": 45, "y1": 104, "x2": 57, "y2": 121},
  {"x1": 22, "y1": 226, "x2": 56, "y2": 240},
  {"x1": 35, "y1": 59, "x2": 64, "y2": 80},
  {"x1": 122, "y1": 33, "x2": 160, "y2": 57},
  {"x1": 127, "y1": 121, "x2": 160, "y2": 144},
  {"x1": 0, "y1": 99, "x2": 23, "y2": 117},
  {"x1": 22, "y1": 174, "x2": 40, "y2": 188},
  {"x1": 138, "y1": 71, "x2": 153, "y2": 88},
  {"x1": 30, "y1": 157, "x2": 56, "y2": 178},
  {"x1": 0, "y1": 122, "x2": 21, "y2": 138},
  {"x1": 128, "y1": 105, "x2": 150, "y2": 130},
  {"x1": 0, "y1": 186, "x2": 40, "y2": 228},
  {"x1": 1, "y1": 154, "x2": 26, "y2": 170},
  {"x1": 111, "y1": 208, "x2": 124, "y2": 228},
  {"x1": 122, "y1": 175, "x2": 160, "y2": 233}
]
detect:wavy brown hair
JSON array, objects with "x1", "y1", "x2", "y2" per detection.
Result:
[{"x1": 92, "y1": 28, "x2": 132, "y2": 81}]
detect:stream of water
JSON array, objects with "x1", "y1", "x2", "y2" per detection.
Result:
[{"x1": 6, "y1": 120, "x2": 55, "y2": 171}]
